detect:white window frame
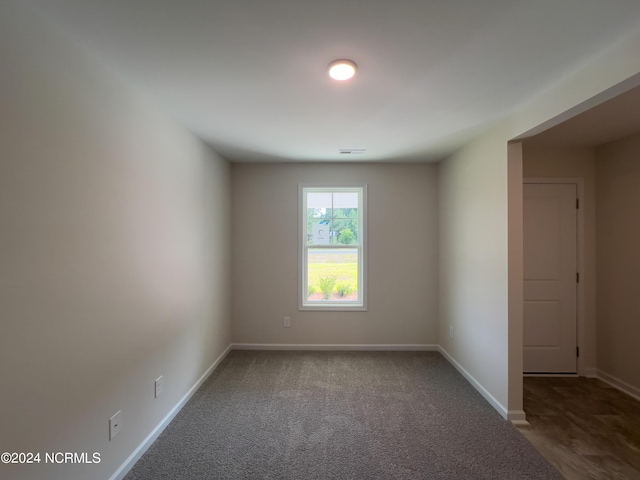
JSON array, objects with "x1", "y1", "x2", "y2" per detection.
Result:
[{"x1": 299, "y1": 185, "x2": 367, "y2": 311}]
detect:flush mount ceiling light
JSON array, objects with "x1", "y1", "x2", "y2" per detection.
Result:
[
  {"x1": 328, "y1": 59, "x2": 357, "y2": 81},
  {"x1": 339, "y1": 148, "x2": 366, "y2": 155}
]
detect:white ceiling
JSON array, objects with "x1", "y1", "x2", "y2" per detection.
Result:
[{"x1": 24, "y1": 0, "x2": 640, "y2": 162}]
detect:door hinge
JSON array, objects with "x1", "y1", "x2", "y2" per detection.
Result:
[
  {"x1": 576, "y1": 198, "x2": 580, "y2": 209},
  {"x1": 577, "y1": 272, "x2": 580, "y2": 283},
  {"x1": 576, "y1": 346, "x2": 580, "y2": 358}
]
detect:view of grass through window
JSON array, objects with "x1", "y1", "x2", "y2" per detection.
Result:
[{"x1": 307, "y1": 249, "x2": 358, "y2": 301}]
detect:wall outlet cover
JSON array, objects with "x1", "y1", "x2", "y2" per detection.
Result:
[
  {"x1": 155, "y1": 376, "x2": 164, "y2": 398},
  {"x1": 109, "y1": 410, "x2": 122, "y2": 440}
]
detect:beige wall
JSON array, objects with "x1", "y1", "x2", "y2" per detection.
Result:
[
  {"x1": 0, "y1": 4, "x2": 231, "y2": 480},
  {"x1": 441, "y1": 20, "x2": 640, "y2": 420},
  {"x1": 595, "y1": 131, "x2": 640, "y2": 392},
  {"x1": 438, "y1": 124, "x2": 511, "y2": 415},
  {"x1": 522, "y1": 145, "x2": 597, "y2": 374},
  {"x1": 231, "y1": 163, "x2": 438, "y2": 346}
]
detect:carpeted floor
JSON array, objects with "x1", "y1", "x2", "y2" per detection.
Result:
[{"x1": 124, "y1": 350, "x2": 562, "y2": 479}]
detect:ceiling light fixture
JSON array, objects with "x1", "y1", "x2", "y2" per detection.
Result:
[{"x1": 328, "y1": 59, "x2": 357, "y2": 81}]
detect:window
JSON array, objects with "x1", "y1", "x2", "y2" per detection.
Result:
[{"x1": 299, "y1": 186, "x2": 366, "y2": 310}]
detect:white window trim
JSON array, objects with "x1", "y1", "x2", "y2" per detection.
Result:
[{"x1": 298, "y1": 184, "x2": 367, "y2": 311}]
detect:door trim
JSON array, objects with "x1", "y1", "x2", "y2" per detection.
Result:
[{"x1": 523, "y1": 177, "x2": 585, "y2": 376}]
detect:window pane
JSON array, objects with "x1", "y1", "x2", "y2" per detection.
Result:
[
  {"x1": 306, "y1": 192, "x2": 331, "y2": 246},
  {"x1": 332, "y1": 211, "x2": 358, "y2": 245},
  {"x1": 307, "y1": 207, "x2": 332, "y2": 220},
  {"x1": 333, "y1": 192, "x2": 358, "y2": 209},
  {"x1": 307, "y1": 248, "x2": 358, "y2": 302},
  {"x1": 332, "y1": 207, "x2": 358, "y2": 219},
  {"x1": 307, "y1": 192, "x2": 332, "y2": 212}
]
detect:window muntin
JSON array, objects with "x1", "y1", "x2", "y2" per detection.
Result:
[{"x1": 300, "y1": 186, "x2": 366, "y2": 310}]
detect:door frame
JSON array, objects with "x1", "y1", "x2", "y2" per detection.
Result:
[{"x1": 523, "y1": 177, "x2": 586, "y2": 376}]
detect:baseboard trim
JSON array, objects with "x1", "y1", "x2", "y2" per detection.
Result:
[
  {"x1": 108, "y1": 343, "x2": 233, "y2": 480},
  {"x1": 582, "y1": 367, "x2": 597, "y2": 378},
  {"x1": 437, "y1": 346, "x2": 509, "y2": 421},
  {"x1": 597, "y1": 369, "x2": 640, "y2": 402},
  {"x1": 231, "y1": 343, "x2": 439, "y2": 351},
  {"x1": 508, "y1": 410, "x2": 529, "y2": 426}
]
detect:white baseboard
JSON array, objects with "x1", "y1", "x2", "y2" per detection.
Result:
[
  {"x1": 231, "y1": 343, "x2": 439, "y2": 351},
  {"x1": 582, "y1": 367, "x2": 598, "y2": 378},
  {"x1": 597, "y1": 369, "x2": 640, "y2": 402},
  {"x1": 508, "y1": 410, "x2": 529, "y2": 426},
  {"x1": 108, "y1": 343, "x2": 233, "y2": 480},
  {"x1": 437, "y1": 346, "x2": 509, "y2": 421}
]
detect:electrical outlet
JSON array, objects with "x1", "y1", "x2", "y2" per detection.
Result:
[
  {"x1": 109, "y1": 410, "x2": 122, "y2": 440},
  {"x1": 155, "y1": 376, "x2": 164, "y2": 398},
  {"x1": 283, "y1": 316, "x2": 291, "y2": 328},
  {"x1": 449, "y1": 326, "x2": 454, "y2": 339}
]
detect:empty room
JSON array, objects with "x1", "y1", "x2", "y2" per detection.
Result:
[{"x1": 1, "y1": 1, "x2": 640, "y2": 479}]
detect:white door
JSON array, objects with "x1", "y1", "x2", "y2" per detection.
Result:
[{"x1": 523, "y1": 183, "x2": 577, "y2": 373}]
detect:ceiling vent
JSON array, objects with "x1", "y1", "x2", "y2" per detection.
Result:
[{"x1": 339, "y1": 149, "x2": 366, "y2": 155}]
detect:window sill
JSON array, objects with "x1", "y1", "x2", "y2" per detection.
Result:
[{"x1": 298, "y1": 304, "x2": 367, "y2": 312}]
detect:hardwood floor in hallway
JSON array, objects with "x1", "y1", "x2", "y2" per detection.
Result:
[{"x1": 518, "y1": 377, "x2": 640, "y2": 479}]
